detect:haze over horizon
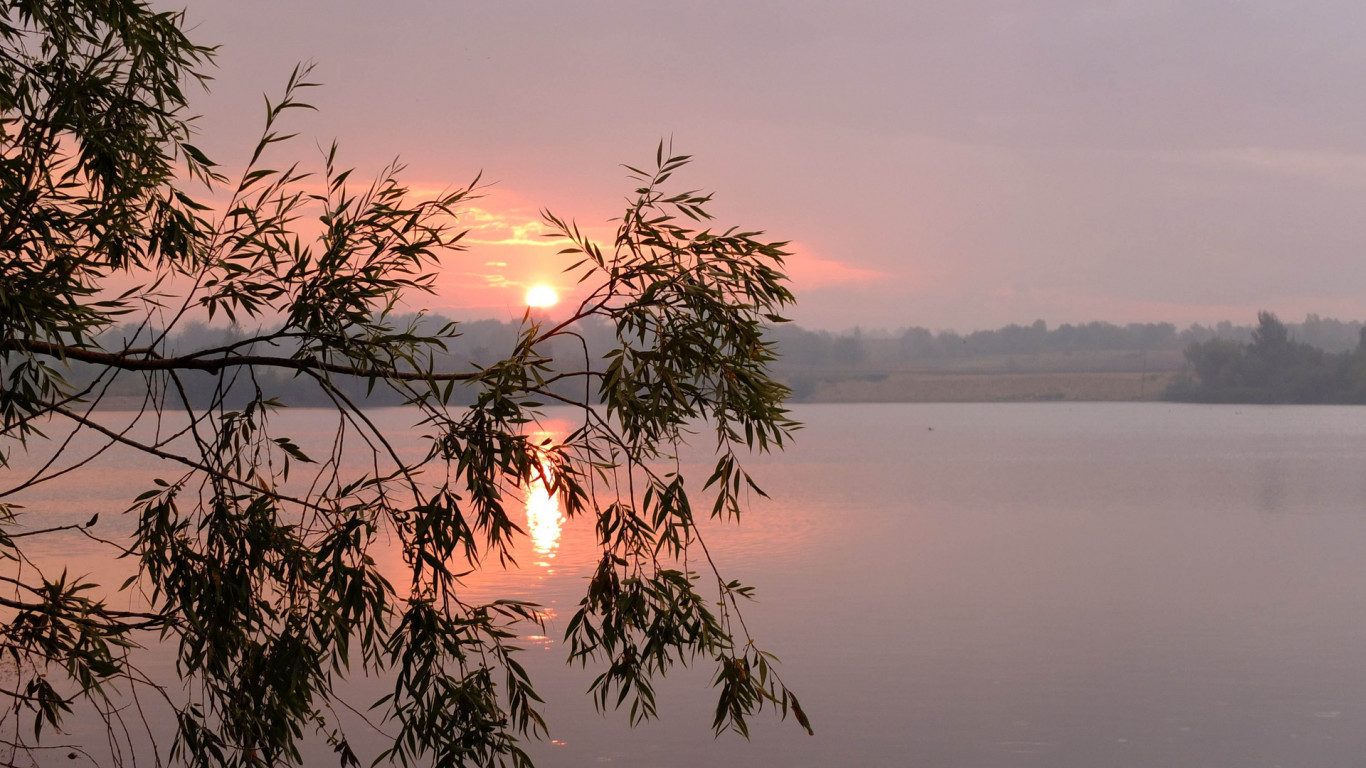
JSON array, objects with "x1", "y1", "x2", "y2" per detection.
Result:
[{"x1": 174, "y1": 1, "x2": 1366, "y2": 333}]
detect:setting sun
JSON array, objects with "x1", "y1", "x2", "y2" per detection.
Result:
[{"x1": 525, "y1": 285, "x2": 558, "y2": 308}]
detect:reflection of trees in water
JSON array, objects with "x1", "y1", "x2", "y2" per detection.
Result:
[{"x1": 1256, "y1": 459, "x2": 1287, "y2": 515}]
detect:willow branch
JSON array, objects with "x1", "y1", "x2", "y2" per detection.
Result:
[
  {"x1": 2, "y1": 339, "x2": 505, "y2": 381},
  {"x1": 49, "y1": 405, "x2": 332, "y2": 516}
]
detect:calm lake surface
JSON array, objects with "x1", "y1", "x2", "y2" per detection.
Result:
[{"x1": 10, "y1": 402, "x2": 1366, "y2": 766}]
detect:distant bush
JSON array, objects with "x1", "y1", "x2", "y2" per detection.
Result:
[{"x1": 1164, "y1": 312, "x2": 1366, "y2": 404}]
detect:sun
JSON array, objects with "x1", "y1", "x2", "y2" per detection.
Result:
[{"x1": 525, "y1": 285, "x2": 558, "y2": 308}]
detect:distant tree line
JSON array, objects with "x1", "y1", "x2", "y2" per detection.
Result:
[
  {"x1": 59, "y1": 312, "x2": 1366, "y2": 407},
  {"x1": 767, "y1": 315, "x2": 1366, "y2": 369},
  {"x1": 898, "y1": 319, "x2": 1181, "y2": 359},
  {"x1": 769, "y1": 319, "x2": 1193, "y2": 367},
  {"x1": 1164, "y1": 312, "x2": 1366, "y2": 403}
]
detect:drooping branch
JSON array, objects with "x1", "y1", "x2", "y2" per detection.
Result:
[
  {"x1": 49, "y1": 405, "x2": 334, "y2": 516},
  {"x1": 2, "y1": 338, "x2": 496, "y2": 381}
]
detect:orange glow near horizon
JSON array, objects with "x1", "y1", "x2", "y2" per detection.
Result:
[{"x1": 428, "y1": 191, "x2": 885, "y2": 320}]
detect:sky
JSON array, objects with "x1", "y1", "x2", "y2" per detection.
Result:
[{"x1": 175, "y1": 0, "x2": 1366, "y2": 332}]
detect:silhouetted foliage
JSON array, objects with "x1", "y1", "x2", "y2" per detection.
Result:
[{"x1": 0, "y1": 3, "x2": 809, "y2": 766}]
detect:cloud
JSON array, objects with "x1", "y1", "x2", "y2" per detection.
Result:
[
  {"x1": 461, "y1": 207, "x2": 559, "y2": 247},
  {"x1": 1198, "y1": 147, "x2": 1366, "y2": 185}
]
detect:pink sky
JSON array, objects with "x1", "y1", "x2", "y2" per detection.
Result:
[{"x1": 174, "y1": 1, "x2": 1366, "y2": 332}]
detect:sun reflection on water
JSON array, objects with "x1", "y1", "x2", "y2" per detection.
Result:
[
  {"x1": 525, "y1": 468, "x2": 563, "y2": 559},
  {"x1": 524, "y1": 432, "x2": 564, "y2": 563}
]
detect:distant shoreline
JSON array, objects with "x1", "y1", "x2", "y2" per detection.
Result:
[
  {"x1": 791, "y1": 370, "x2": 1181, "y2": 403},
  {"x1": 777, "y1": 348, "x2": 1186, "y2": 403}
]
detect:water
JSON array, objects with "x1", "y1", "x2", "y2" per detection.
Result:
[{"x1": 7, "y1": 403, "x2": 1366, "y2": 766}]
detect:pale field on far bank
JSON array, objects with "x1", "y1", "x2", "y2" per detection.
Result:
[
  {"x1": 782, "y1": 349, "x2": 1187, "y2": 403},
  {"x1": 804, "y1": 370, "x2": 1181, "y2": 403}
]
